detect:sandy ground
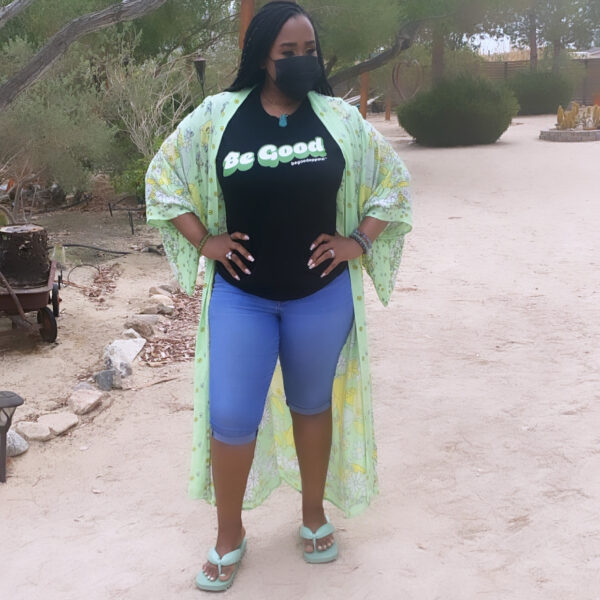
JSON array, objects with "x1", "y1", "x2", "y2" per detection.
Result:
[{"x1": 1, "y1": 114, "x2": 599, "y2": 600}]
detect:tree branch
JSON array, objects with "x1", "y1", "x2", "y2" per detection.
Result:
[
  {"x1": 0, "y1": 0, "x2": 36, "y2": 29},
  {"x1": 0, "y1": 0, "x2": 169, "y2": 110},
  {"x1": 328, "y1": 21, "x2": 421, "y2": 88}
]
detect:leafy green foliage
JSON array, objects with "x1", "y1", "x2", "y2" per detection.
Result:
[
  {"x1": 112, "y1": 156, "x2": 150, "y2": 201},
  {"x1": 507, "y1": 71, "x2": 574, "y2": 115},
  {"x1": 397, "y1": 75, "x2": 519, "y2": 146},
  {"x1": 0, "y1": 36, "x2": 117, "y2": 192}
]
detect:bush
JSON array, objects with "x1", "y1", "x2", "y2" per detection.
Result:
[
  {"x1": 112, "y1": 156, "x2": 151, "y2": 202},
  {"x1": 507, "y1": 71, "x2": 574, "y2": 115},
  {"x1": 397, "y1": 76, "x2": 519, "y2": 147}
]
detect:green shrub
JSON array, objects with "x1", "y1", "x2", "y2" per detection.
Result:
[
  {"x1": 112, "y1": 156, "x2": 151, "y2": 202},
  {"x1": 397, "y1": 76, "x2": 519, "y2": 147},
  {"x1": 507, "y1": 71, "x2": 574, "y2": 115}
]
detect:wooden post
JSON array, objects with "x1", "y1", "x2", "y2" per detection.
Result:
[
  {"x1": 239, "y1": 0, "x2": 255, "y2": 49},
  {"x1": 385, "y1": 92, "x2": 392, "y2": 121},
  {"x1": 360, "y1": 71, "x2": 370, "y2": 119}
]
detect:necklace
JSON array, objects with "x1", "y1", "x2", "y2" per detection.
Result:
[{"x1": 260, "y1": 91, "x2": 296, "y2": 128}]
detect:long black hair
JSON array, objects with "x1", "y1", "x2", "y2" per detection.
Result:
[{"x1": 226, "y1": 1, "x2": 333, "y2": 96}]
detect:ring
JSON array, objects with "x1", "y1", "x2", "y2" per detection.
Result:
[
  {"x1": 329, "y1": 249, "x2": 335, "y2": 258},
  {"x1": 226, "y1": 251, "x2": 233, "y2": 260}
]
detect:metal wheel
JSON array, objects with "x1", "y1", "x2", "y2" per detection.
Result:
[
  {"x1": 51, "y1": 283, "x2": 60, "y2": 317},
  {"x1": 37, "y1": 306, "x2": 57, "y2": 342}
]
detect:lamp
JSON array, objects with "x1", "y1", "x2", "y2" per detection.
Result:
[
  {"x1": 194, "y1": 56, "x2": 207, "y2": 99},
  {"x1": 0, "y1": 391, "x2": 24, "y2": 483}
]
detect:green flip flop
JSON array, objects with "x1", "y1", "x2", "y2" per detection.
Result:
[
  {"x1": 195, "y1": 537, "x2": 247, "y2": 592},
  {"x1": 299, "y1": 516, "x2": 338, "y2": 564}
]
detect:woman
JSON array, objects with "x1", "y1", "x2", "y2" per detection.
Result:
[{"x1": 145, "y1": 1, "x2": 412, "y2": 592}]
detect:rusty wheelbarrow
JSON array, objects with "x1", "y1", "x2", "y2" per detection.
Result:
[{"x1": 0, "y1": 260, "x2": 62, "y2": 342}]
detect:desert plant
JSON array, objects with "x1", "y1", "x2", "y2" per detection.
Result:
[
  {"x1": 507, "y1": 71, "x2": 574, "y2": 115},
  {"x1": 397, "y1": 75, "x2": 519, "y2": 147}
]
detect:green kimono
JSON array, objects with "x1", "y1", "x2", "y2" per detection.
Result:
[{"x1": 145, "y1": 87, "x2": 412, "y2": 518}]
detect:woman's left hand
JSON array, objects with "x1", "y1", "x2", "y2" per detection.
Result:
[{"x1": 308, "y1": 232, "x2": 364, "y2": 278}]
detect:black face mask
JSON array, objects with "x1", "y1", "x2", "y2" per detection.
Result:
[{"x1": 273, "y1": 55, "x2": 322, "y2": 100}]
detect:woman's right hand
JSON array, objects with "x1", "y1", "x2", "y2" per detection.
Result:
[{"x1": 201, "y1": 232, "x2": 254, "y2": 281}]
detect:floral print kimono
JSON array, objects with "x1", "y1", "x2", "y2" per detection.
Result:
[{"x1": 145, "y1": 87, "x2": 412, "y2": 518}]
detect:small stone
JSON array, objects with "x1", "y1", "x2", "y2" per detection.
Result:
[
  {"x1": 139, "y1": 303, "x2": 159, "y2": 315},
  {"x1": 68, "y1": 389, "x2": 108, "y2": 415},
  {"x1": 122, "y1": 328, "x2": 142, "y2": 339},
  {"x1": 15, "y1": 421, "x2": 53, "y2": 441},
  {"x1": 148, "y1": 294, "x2": 175, "y2": 315},
  {"x1": 94, "y1": 369, "x2": 115, "y2": 391},
  {"x1": 73, "y1": 381, "x2": 96, "y2": 392},
  {"x1": 7, "y1": 430, "x2": 29, "y2": 456},
  {"x1": 43, "y1": 401, "x2": 61, "y2": 412},
  {"x1": 124, "y1": 317, "x2": 155, "y2": 340},
  {"x1": 149, "y1": 293, "x2": 173, "y2": 305},
  {"x1": 37, "y1": 412, "x2": 79, "y2": 436},
  {"x1": 103, "y1": 338, "x2": 146, "y2": 374},
  {"x1": 149, "y1": 286, "x2": 172, "y2": 297},
  {"x1": 12, "y1": 405, "x2": 37, "y2": 425},
  {"x1": 165, "y1": 279, "x2": 181, "y2": 293}
]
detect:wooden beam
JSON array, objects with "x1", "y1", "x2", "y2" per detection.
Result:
[
  {"x1": 360, "y1": 72, "x2": 370, "y2": 119},
  {"x1": 239, "y1": 0, "x2": 255, "y2": 49},
  {"x1": 385, "y1": 93, "x2": 392, "y2": 121}
]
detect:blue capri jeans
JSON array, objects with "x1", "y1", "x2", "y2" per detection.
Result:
[{"x1": 208, "y1": 267, "x2": 355, "y2": 445}]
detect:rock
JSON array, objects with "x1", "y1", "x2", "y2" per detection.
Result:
[
  {"x1": 149, "y1": 285, "x2": 172, "y2": 297},
  {"x1": 139, "y1": 303, "x2": 159, "y2": 315},
  {"x1": 15, "y1": 421, "x2": 52, "y2": 441},
  {"x1": 37, "y1": 412, "x2": 79, "y2": 436},
  {"x1": 73, "y1": 381, "x2": 96, "y2": 392},
  {"x1": 12, "y1": 405, "x2": 37, "y2": 425},
  {"x1": 68, "y1": 389, "x2": 108, "y2": 415},
  {"x1": 149, "y1": 293, "x2": 172, "y2": 304},
  {"x1": 165, "y1": 279, "x2": 181, "y2": 293},
  {"x1": 124, "y1": 317, "x2": 155, "y2": 340},
  {"x1": 103, "y1": 338, "x2": 146, "y2": 376},
  {"x1": 43, "y1": 400, "x2": 62, "y2": 412},
  {"x1": 148, "y1": 294, "x2": 175, "y2": 315},
  {"x1": 7, "y1": 430, "x2": 29, "y2": 456},
  {"x1": 122, "y1": 328, "x2": 142, "y2": 339},
  {"x1": 94, "y1": 369, "x2": 115, "y2": 391}
]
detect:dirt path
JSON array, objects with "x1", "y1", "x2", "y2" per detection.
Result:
[{"x1": 1, "y1": 115, "x2": 598, "y2": 600}]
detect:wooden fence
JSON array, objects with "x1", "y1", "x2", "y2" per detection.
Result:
[{"x1": 476, "y1": 59, "x2": 600, "y2": 105}]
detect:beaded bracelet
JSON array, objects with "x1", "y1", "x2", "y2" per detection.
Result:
[
  {"x1": 196, "y1": 232, "x2": 212, "y2": 255},
  {"x1": 349, "y1": 230, "x2": 371, "y2": 256},
  {"x1": 350, "y1": 228, "x2": 373, "y2": 256}
]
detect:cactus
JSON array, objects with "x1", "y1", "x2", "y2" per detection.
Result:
[{"x1": 556, "y1": 103, "x2": 600, "y2": 130}]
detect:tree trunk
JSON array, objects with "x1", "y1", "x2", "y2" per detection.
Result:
[
  {"x1": 0, "y1": 0, "x2": 169, "y2": 111},
  {"x1": 552, "y1": 41, "x2": 562, "y2": 74},
  {"x1": 329, "y1": 21, "x2": 419, "y2": 88},
  {"x1": 0, "y1": 0, "x2": 36, "y2": 30},
  {"x1": 528, "y1": 10, "x2": 538, "y2": 72},
  {"x1": 431, "y1": 24, "x2": 445, "y2": 84},
  {"x1": 0, "y1": 224, "x2": 50, "y2": 287}
]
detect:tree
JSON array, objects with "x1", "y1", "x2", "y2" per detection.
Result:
[
  {"x1": 0, "y1": 0, "x2": 169, "y2": 110},
  {"x1": 501, "y1": 0, "x2": 600, "y2": 73},
  {"x1": 0, "y1": 0, "x2": 36, "y2": 29}
]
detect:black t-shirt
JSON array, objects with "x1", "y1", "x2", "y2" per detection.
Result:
[{"x1": 215, "y1": 86, "x2": 347, "y2": 300}]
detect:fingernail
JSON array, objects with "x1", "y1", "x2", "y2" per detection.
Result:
[
  {"x1": 248, "y1": 255, "x2": 255, "y2": 262},
  {"x1": 307, "y1": 260, "x2": 313, "y2": 268},
  {"x1": 244, "y1": 235, "x2": 250, "y2": 240},
  {"x1": 244, "y1": 269, "x2": 251, "y2": 275},
  {"x1": 310, "y1": 244, "x2": 315, "y2": 250},
  {"x1": 320, "y1": 272, "x2": 326, "y2": 278},
  {"x1": 235, "y1": 275, "x2": 240, "y2": 281}
]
